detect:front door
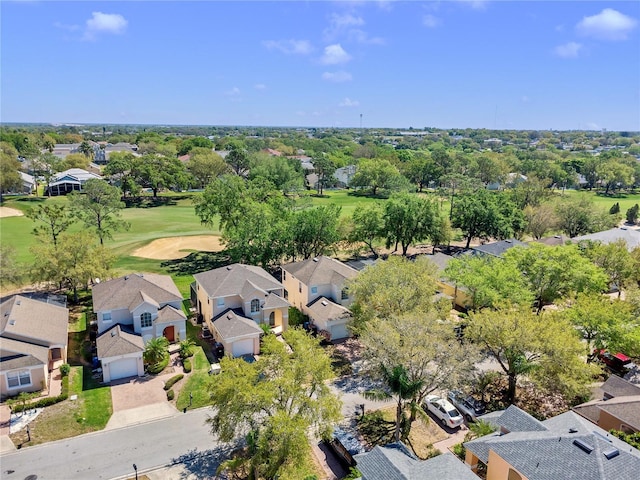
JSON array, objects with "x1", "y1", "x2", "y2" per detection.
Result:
[{"x1": 163, "y1": 325, "x2": 175, "y2": 342}]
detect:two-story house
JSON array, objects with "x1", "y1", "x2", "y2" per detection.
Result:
[
  {"x1": 0, "y1": 295, "x2": 68, "y2": 399},
  {"x1": 281, "y1": 256, "x2": 358, "y2": 340},
  {"x1": 92, "y1": 273, "x2": 186, "y2": 382},
  {"x1": 193, "y1": 264, "x2": 290, "y2": 357}
]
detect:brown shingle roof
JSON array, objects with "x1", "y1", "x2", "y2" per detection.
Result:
[
  {"x1": 0, "y1": 337, "x2": 50, "y2": 365},
  {"x1": 96, "y1": 325, "x2": 144, "y2": 359},
  {"x1": 0, "y1": 295, "x2": 68, "y2": 347},
  {"x1": 194, "y1": 264, "x2": 283, "y2": 298},
  {"x1": 281, "y1": 256, "x2": 358, "y2": 286},
  {"x1": 157, "y1": 304, "x2": 186, "y2": 323},
  {"x1": 92, "y1": 273, "x2": 182, "y2": 313},
  {"x1": 306, "y1": 296, "x2": 351, "y2": 324},
  {"x1": 211, "y1": 309, "x2": 262, "y2": 340}
]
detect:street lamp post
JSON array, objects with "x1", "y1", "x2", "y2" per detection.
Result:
[{"x1": 133, "y1": 463, "x2": 138, "y2": 480}]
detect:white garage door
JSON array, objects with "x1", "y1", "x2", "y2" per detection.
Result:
[
  {"x1": 232, "y1": 338, "x2": 254, "y2": 357},
  {"x1": 330, "y1": 323, "x2": 350, "y2": 340},
  {"x1": 109, "y1": 357, "x2": 139, "y2": 381}
]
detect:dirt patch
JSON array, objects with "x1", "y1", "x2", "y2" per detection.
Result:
[
  {"x1": 0, "y1": 206, "x2": 24, "y2": 218},
  {"x1": 132, "y1": 235, "x2": 225, "y2": 260}
]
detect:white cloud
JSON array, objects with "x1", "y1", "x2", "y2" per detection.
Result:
[
  {"x1": 263, "y1": 39, "x2": 313, "y2": 55},
  {"x1": 322, "y1": 71, "x2": 353, "y2": 83},
  {"x1": 554, "y1": 42, "x2": 582, "y2": 58},
  {"x1": 254, "y1": 84, "x2": 267, "y2": 91},
  {"x1": 456, "y1": 0, "x2": 489, "y2": 10},
  {"x1": 324, "y1": 12, "x2": 364, "y2": 40},
  {"x1": 225, "y1": 87, "x2": 241, "y2": 96},
  {"x1": 339, "y1": 97, "x2": 360, "y2": 107},
  {"x1": 348, "y1": 29, "x2": 386, "y2": 45},
  {"x1": 54, "y1": 21, "x2": 81, "y2": 32},
  {"x1": 320, "y1": 44, "x2": 352, "y2": 65},
  {"x1": 84, "y1": 12, "x2": 127, "y2": 39},
  {"x1": 423, "y1": 15, "x2": 442, "y2": 28},
  {"x1": 576, "y1": 8, "x2": 637, "y2": 41}
]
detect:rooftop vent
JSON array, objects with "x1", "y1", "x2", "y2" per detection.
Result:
[
  {"x1": 111, "y1": 330, "x2": 116, "y2": 337},
  {"x1": 620, "y1": 227, "x2": 627, "y2": 230},
  {"x1": 227, "y1": 314, "x2": 232, "y2": 320},
  {"x1": 226, "y1": 266, "x2": 233, "y2": 270},
  {"x1": 312, "y1": 258, "x2": 318, "y2": 262},
  {"x1": 124, "y1": 275, "x2": 129, "y2": 280},
  {"x1": 569, "y1": 428, "x2": 578, "y2": 433},
  {"x1": 505, "y1": 240, "x2": 512, "y2": 243},
  {"x1": 573, "y1": 439, "x2": 594, "y2": 454},
  {"x1": 9, "y1": 319, "x2": 16, "y2": 326},
  {"x1": 321, "y1": 300, "x2": 328, "y2": 306},
  {"x1": 603, "y1": 448, "x2": 620, "y2": 460},
  {"x1": 16, "y1": 300, "x2": 21, "y2": 306},
  {"x1": 554, "y1": 235, "x2": 561, "y2": 238}
]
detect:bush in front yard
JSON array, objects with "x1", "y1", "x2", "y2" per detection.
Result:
[
  {"x1": 183, "y1": 358, "x2": 192, "y2": 373},
  {"x1": 10, "y1": 375, "x2": 70, "y2": 413},
  {"x1": 166, "y1": 389, "x2": 175, "y2": 401},
  {"x1": 146, "y1": 352, "x2": 170, "y2": 375},
  {"x1": 164, "y1": 374, "x2": 184, "y2": 391},
  {"x1": 60, "y1": 363, "x2": 71, "y2": 377}
]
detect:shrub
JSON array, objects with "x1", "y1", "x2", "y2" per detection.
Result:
[
  {"x1": 10, "y1": 375, "x2": 70, "y2": 413},
  {"x1": 288, "y1": 307, "x2": 307, "y2": 327},
  {"x1": 627, "y1": 204, "x2": 639, "y2": 224},
  {"x1": 179, "y1": 339, "x2": 195, "y2": 359},
  {"x1": 163, "y1": 374, "x2": 184, "y2": 391},
  {"x1": 146, "y1": 352, "x2": 170, "y2": 375},
  {"x1": 59, "y1": 363, "x2": 71, "y2": 377},
  {"x1": 166, "y1": 389, "x2": 175, "y2": 401},
  {"x1": 343, "y1": 468, "x2": 362, "y2": 480},
  {"x1": 183, "y1": 358, "x2": 192, "y2": 373},
  {"x1": 452, "y1": 442, "x2": 466, "y2": 461},
  {"x1": 610, "y1": 202, "x2": 620, "y2": 214}
]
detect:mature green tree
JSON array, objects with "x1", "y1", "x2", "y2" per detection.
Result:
[
  {"x1": 311, "y1": 153, "x2": 336, "y2": 195},
  {"x1": 144, "y1": 336, "x2": 169, "y2": 366},
  {"x1": 444, "y1": 255, "x2": 534, "y2": 311},
  {"x1": 133, "y1": 154, "x2": 189, "y2": 197},
  {"x1": 290, "y1": 204, "x2": 341, "y2": 260},
  {"x1": 177, "y1": 136, "x2": 214, "y2": 156},
  {"x1": 350, "y1": 158, "x2": 408, "y2": 196},
  {"x1": 467, "y1": 305, "x2": 595, "y2": 404},
  {"x1": 348, "y1": 256, "x2": 440, "y2": 328},
  {"x1": 186, "y1": 149, "x2": 228, "y2": 189},
  {"x1": 582, "y1": 239, "x2": 635, "y2": 297},
  {"x1": 383, "y1": 193, "x2": 444, "y2": 256},
  {"x1": 523, "y1": 203, "x2": 557, "y2": 240},
  {"x1": 627, "y1": 204, "x2": 639, "y2": 225},
  {"x1": 32, "y1": 152, "x2": 63, "y2": 197},
  {"x1": 555, "y1": 195, "x2": 614, "y2": 238},
  {"x1": 103, "y1": 151, "x2": 139, "y2": 198},
  {"x1": 78, "y1": 141, "x2": 94, "y2": 160},
  {"x1": 225, "y1": 143, "x2": 250, "y2": 176},
  {"x1": 561, "y1": 293, "x2": 636, "y2": 356},
  {"x1": 0, "y1": 141, "x2": 22, "y2": 197},
  {"x1": 249, "y1": 154, "x2": 303, "y2": 195},
  {"x1": 504, "y1": 244, "x2": 608, "y2": 313},
  {"x1": 452, "y1": 190, "x2": 524, "y2": 248},
  {"x1": 0, "y1": 245, "x2": 23, "y2": 289},
  {"x1": 596, "y1": 160, "x2": 635, "y2": 194},
  {"x1": 26, "y1": 203, "x2": 74, "y2": 247},
  {"x1": 207, "y1": 329, "x2": 341, "y2": 479},
  {"x1": 348, "y1": 203, "x2": 385, "y2": 258},
  {"x1": 30, "y1": 231, "x2": 114, "y2": 303},
  {"x1": 510, "y1": 176, "x2": 552, "y2": 209},
  {"x1": 70, "y1": 179, "x2": 129, "y2": 245},
  {"x1": 403, "y1": 151, "x2": 442, "y2": 192},
  {"x1": 471, "y1": 152, "x2": 508, "y2": 186},
  {"x1": 60, "y1": 153, "x2": 90, "y2": 170},
  {"x1": 438, "y1": 172, "x2": 481, "y2": 219}
]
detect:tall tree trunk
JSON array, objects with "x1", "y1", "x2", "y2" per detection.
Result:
[
  {"x1": 507, "y1": 373, "x2": 517, "y2": 404},
  {"x1": 465, "y1": 235, "x2": 472, "y2": 249},
  {"x1": 395, "y1": 398, "x2": 403, "y2": 442}
]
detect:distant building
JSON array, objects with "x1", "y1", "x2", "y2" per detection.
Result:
[
  {"x1": 333, "y1": 165, "x2": 356, "y2": 187},
  {"x1": 572, "y1": 227, "x2": 640, "y2": 252},
  {"x1": 45, "y1": 168, "x2": 102, "y2": 196}
]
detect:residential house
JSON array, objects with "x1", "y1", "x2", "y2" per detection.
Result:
[
  {"x1": 45, "y1": 168, "x2": 102, "y2": 196},
  {"x1": 0, "y1": 295, "x2": 68, "y2": 399},
  {"x1": 464, "y1": 404, "x2": 640, "y2": 480},
  {"x1": 532, "y1": 235, "x2": 570, "y2": 247},
  {"x1": 333, "y1": 165, "x2": 357, "y2": 188},
  {"x1": 427, "y1": 252, "x2": 471, "y2": 310},
  {"x1": 92, "y1": 273, "x2": 186, "y2": 381},
  {"x1": 18, "y1": 171, "x2": 35, "y2": 194},
  {"x1": 193, "y1": 264, "x2": 290, "y2": 357},
  {"x1": 50, "y1": 143, "x2": 81, "y2": 159},
  {"x1": 572, "y1": 376, "x2": 640, "y2": 434},
  {"x1": 470, "y1": 239, "x2": 527, "y2": 259},
  {"x1": 572, "y1": 227, "x2": 640, "y2": 252},
  {"x1": 354, "y1": 442, "x2": 478, "y2": 480},
  {"x1": 281, "y1": 256, "x2": 358, "y2": 340}
]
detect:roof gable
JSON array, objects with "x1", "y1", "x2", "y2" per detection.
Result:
[
  {"x1": 92, "y1": 273, "x2": 182, "y2": 313},
  {"x1": 194, "y1": 264, "x2": 283, "y2": 298},
  {"x1": 96, "y1": 325, "x2": 144, "y2": 359},
  {"x1": 211, "y1": 309, "x2": 263, "y2": 340},
  {"x1": 281, "y1": 256, "x2": 358, "y2": 286},
  {"x1": 0, "y1": 295, "x2": 69, "y2": 347}
]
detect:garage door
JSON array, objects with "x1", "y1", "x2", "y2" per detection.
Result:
[
  {"x1": 109, "y1": 357, "x2": 139, "y2": 381},
  {"x1": 232, "y1": 338, "x2": 254, "y2": 357},
  {"x1": 330, "y1": 323, "x2": 350, "y2": 341}
]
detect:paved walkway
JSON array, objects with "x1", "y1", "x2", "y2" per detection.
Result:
[{"x1": 432, "y1": 425, "x2": 469, "y2": 453}]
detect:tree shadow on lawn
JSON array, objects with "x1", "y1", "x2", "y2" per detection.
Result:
[
  {"x1": 123, "y1": 196, "x2": 181, "y2": 208},
  {"x1": 161, "y1": 251, "x2": 231, "y2": 276},
  {"x1": 15, "y1": 196, "x2": 46, "y2": 203},
  {"x1": 171, "y1": 444, "x2": 239, "y2": 479}
]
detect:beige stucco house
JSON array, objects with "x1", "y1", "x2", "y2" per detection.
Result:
[
  {"x1": 193, "y1": 264, "x2": 290, "y2": 357},
  {"x1": 281, "y1": 256, "x2": 358, "y2": 340},
  {"x1": 0, "y1": 295, "x2": 68, "y2": 399}
]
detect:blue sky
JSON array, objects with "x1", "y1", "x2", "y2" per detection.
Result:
[{"x1": 2, "y1": 1, "x2": 639, "y2": 130}]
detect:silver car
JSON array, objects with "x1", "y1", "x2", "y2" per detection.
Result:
[
  {"x1": 447, "y1": 390, "x2": 487, "y2": 422},
  {"x1": 424, "y1": 395, "x2": 464, "y2": 429}
]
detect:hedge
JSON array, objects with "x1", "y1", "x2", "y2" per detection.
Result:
[
  {"x1": 11, "y1": 375, "x2": 70, "y2": 413},
  {"x1": 147, "y1": 352, "x2": 170, "y2": 375},
  {"x1": 183, "y1": 358, "x2": 192, "y2": 373},
  {"x1": 163, "y1": 374, "x2": 184, "y2": 391},
  {"x1": 166, "y1": 389, "x2": 175, "y2": 401}
]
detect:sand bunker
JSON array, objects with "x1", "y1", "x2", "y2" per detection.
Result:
[
  {"x1": 0, "y1": 207, "x2": 24, "y2": 218},
  {"x1": 132, "y1": 235, "x2": 225, "y2": 260}
]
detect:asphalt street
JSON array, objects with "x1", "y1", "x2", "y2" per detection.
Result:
[{"x1": 0, "y1": 408, "x2": 232, "y2": 480}]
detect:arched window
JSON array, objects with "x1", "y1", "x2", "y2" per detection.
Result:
[
  {"x1": 141, "y1": 312, "x2": 153, "y2": 328},
  {"x1": 269, "y1": 311, "x2": 276, "y2": 326},
  {"x1": 251, "y1": 299, "x2": 260, "y2": 313}
]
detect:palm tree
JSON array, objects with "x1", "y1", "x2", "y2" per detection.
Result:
[
  {"x1": 179, "y1": 339, "x2": 196, "y2": 359},
  {"x1": 363, "y1": 364, "x2": 425, "y2": 442},
  {"x1": 144, "y1": 337, "x2": 169, "y2": 366}
]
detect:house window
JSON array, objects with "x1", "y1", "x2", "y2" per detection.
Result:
[
  {"x1": 283, "y1": 271, "x2": 286, "y2": 281},
  {"x1": 299, "y1": 282, "x2": 302, "y2": 293},
  {"x1": 141, "y1": 312, "x2": 153, "y2": 328},
  {"x1": 217, "y1": 297, "x2": 225, "y2": 307},
  {"x1": 251, "y1": 299, "x2": 260, "y2": 313},
  {"x1": 7, "y1": 370, "x2": 31, "y2": 389},
  {"x1": 508, "y1": 469, "x2": 522, "y2": 480},
  {"x1": 341, "y1": 289, "x2": 349, "y2": 300},
  {"x1": 103, "y1": 312, "x2": 112, "y2": 322},
  {"x1": 311, "y1": 286, "x2": 318, "y2": 294}
]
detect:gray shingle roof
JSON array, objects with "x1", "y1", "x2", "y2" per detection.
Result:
[
  {"x1": 306, "y1": 296, "x2": 351, "y2": 324},
  {"x1": 194, "y1": 264, "x2": 283, "y2": 298},
  {"x1": 471, "y1": 239, "x2": 528, "y2": 258},
  {"x1": 465, "y1": 407, "x2": 640, "y2": 480},
  {"x1": 354, "y1": 443, "x2": 478, "y2": 480},
  {"x1": 92, "y1": 273, "x2": 182, "y2": 313},
  {"x1": 572, "y1": 227, "x2": 640, "y2": 251},
  {"x1": 498, "y1": 404, "x2": 548, "y2": 433},
  {"x1": 156, "y1": 304, "x2": 187, "y2": 324},
  {"x1": 96, "y1": 325, "x2": 144, "y2": 359},
  {"x1": 426, "y1": 252, "x2": 454, "y2": 272},
  {"x1": 601, "y1": 374, "x2": 640, "y2": 399},
  {"x1": 573, "y1": 396, "x2": 640, "y2": 431},
  {"x1": 211, "y1": 309, "x2": 262, "y2": 340},
  {"x1": 0, "y1": 338, "x2": 50, "y2": 366},
  {"x1": 282, "y1": 256, "x2": 358, "y2": 286},
  {"x1": 0, "y1": 295, "x2": 69, "y2": 348}
]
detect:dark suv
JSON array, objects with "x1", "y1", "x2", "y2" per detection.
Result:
[{"x1": 447, "y1": 390, "x2": 487, "y2": 422}]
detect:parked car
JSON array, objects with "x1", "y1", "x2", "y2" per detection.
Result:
[
  {"x1": 595, "y1": 349, "x2": 636, "y2": 376},
  {"x1": 447, "y1": 390, "x2": 486, "y2": 422},
  {"x1": 423, "y1": 395, "x2": 464, "y2": 429}
]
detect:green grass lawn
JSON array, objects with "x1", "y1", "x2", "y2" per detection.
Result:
[
  {"x1": 176, "y1": 345, "x2": 215, "y2": 410},
  {"x1": 308, "y1": 189, "x2": 384, "y2": 217},
  {"x1": 562, "y1": 190, "x2": 640, "y2": 214}
]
